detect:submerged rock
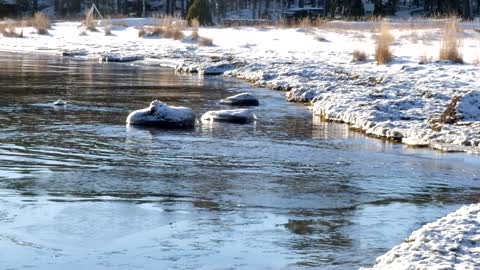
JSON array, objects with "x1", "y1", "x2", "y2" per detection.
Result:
[
  {"x1": 219, "y1": 93, "x2": 259, "y2": 106},
  {"x1": 53, "y1": 99, "x2": 67, "y2": 106},
  {"x1": 100, "y1": 53, "x2": 144, "y2": 63},
  {"x1": 126, "y1": 100, "x2": 195, "y2": 128},
  {"x1": 62, "y1": 50, "x2": 88, "y2": 57},
  {"x1": 201, "y1": 109, "x2": 256, "y2": 124}
]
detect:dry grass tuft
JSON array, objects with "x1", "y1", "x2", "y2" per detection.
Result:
[
  {"x1": 0, "y1": 23, "x2": 23, "y2": 37},
  {"x1": 104, "y1": 26, "x2": 113, "y2": 36},
  {"x1": 375, "y1": 21, "x2": 394, "y2": 65},
  {"x1": 138, "y1": 27, "x2": 146, "y2": 38},
  {"x1": 352, "y1": 50, "x2": 367, "y2": 62},
  {"x1": 439, "y1": 20, "x2": 463, "y2": 64},
  {"x1": 83, "y1": 10, "x2": 97, "y2": 32},
  {"x1": 79, "y1": 30, "x2": 87, "y2": 36},
  {"x1": 32, "y1": 12, "x2": 50, "y2": 35},
  {"x1": 199, "y1": 36, "x2": 213, "y2": 46},
  {"x1": 164, "y1": 25, "x2": 185, "y2": 40},
  {"x1": 314, "y1": 35, "x2": 329, "y2": 42},
  {"x1": 187, "y1": 29, "x2": 213, "y2": 46},
  {"x1": 189, "y1": 18, "x2": 200, "y2": 28}
]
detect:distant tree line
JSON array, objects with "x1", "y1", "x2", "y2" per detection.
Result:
[{"x1": 5, "y1": 0, "x2": 480, "y2": 19}]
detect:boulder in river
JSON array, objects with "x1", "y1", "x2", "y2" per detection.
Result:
[
  {"x1": 201, "y1": 109, "x2": 256, "y2": 124},
  {"x1": 100, "y1": 53, "x2": 144, "y2": 63},
  {"x1": 219, "y1": 93, "x2": 259, "y2": 106},
  {"x1": 126, "y1": 100, "x2": 195, "y2": 128},
  {"x1": 53, "y1": 99, "x2": 67, "y2": 106}
]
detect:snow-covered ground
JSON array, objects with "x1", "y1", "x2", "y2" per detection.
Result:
[
  {"x1": 2, "y1": 17, "x2": 480, "y2": 269},
  {"x1": 361, "y1": 203, "x2": 480, "y2": 270},
  {"x1": 2, "y1": 18, "x2": 480, "y2": 154}
]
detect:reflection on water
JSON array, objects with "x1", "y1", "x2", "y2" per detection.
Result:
[{"x1": 0, "y1": 53, "x2": 479, "y2": 269}]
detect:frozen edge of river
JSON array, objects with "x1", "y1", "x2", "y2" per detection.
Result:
[{"x1": 360, "y1": 203, "x2": 480, "y2": 270}]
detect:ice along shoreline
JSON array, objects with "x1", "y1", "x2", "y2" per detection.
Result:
[{"x1": 1, "y1": 19, "x2": 480, "y2": 154}]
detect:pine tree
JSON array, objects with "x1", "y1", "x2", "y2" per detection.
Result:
[
  {"x1": 350, "y1": 0, "x2": 365, "y2": 17},
  {"x1": 186, "y1": 0, "x2": 212, "y2": 25}
]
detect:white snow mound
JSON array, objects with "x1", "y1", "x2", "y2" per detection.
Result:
[
  {"x1": 457, "y1": 90, "x2": 480, "y2": 121},
  {"x1": 361, "y1": 203, "x2": 480, "y2": 270}
]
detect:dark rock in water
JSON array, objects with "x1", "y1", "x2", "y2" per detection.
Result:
[
  {"x1": 201, "y1": 109, "x2": 256, "y2": 124},
  {"x1": 219, "y1": 93, "x2": 259, "y2": 106},
  {"x1": 100, "y1": 54, "x2": 144, "y2": 63},
  {"x1": 200, "y1": 63, "x2": 235, "y2": 75},
  {"x1": 62, "y1": 50, "x2": 88, "y2": 57},
  {"x1": 126, "y1": 100, "x2": 195, "y2": 128}
]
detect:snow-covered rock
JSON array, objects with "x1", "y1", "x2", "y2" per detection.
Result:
[
  {"x1": 52, "y1": 99, "x2": 67, "y2": 106},
  {"x1": 99, "y1": 53, "x2": 144, "y2": 62},
  {"x1": 219, "y1": 92, "x2": 259, "y2": 106},
  {"x1": 361, "y1": 204, "x2": 480, "y2": 270},
  {"x1": 126, "y1": 100, "x2": 195, "y2": 128},
  {"x1": 201, "y1": 109, "x2": 256, "y2": 124}
]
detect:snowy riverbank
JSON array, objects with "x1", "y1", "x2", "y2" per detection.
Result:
[
  {"x1": 361, "y1": 203, "x2": 480, "y2": 270},
  {"x1": 1, "y1": 18, "x2": 480, "y2": 154}
]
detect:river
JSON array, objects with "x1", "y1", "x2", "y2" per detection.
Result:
[{"x1": 0, "y1": 53, "x2": 479, "y2": 270}]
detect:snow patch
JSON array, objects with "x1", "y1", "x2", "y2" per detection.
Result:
[{"x1": 361, "y1": 204, "x2": 480, "y2": 270}]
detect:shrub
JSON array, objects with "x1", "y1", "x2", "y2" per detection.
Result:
[
  {"x1": 104, "y1": 26, "x2": 113, "y2": 36},
  {"x1": 375, "y1": 21, "x2": 393, "y2": 64},
  {"x1": 439, "y1": 20, "x2": 463, "y2": 64},
  {"x1": 138, "y1": 28, "x2": 146, "y2": 38},
  {"x1": 186, "y1": 0, "x2": 212, "y2": 26},
  {"x1": 32, "y1": 12, "x2": 49, "y2": 35},
  {"x1": 164, "y1": 25, "x2": 184, "y2": 40},
  {"x1": 84, "y1": 10, "x2": 97, "y2": 32},
  {"x1": 189, "y1": 18, "x2": 200, "y2": 28},
  {"x1": 352, "y1": 50, "x2": 367, "y2": 62},
  {"x1": 199, "y1": 36, "x2": 213, "y2": 46},
  {"x1": 314, "y1": 35, "x2": 328, "y2": 42},
  {"x1": 0, "y1": 24, "x2": 23, "y2": 38}
]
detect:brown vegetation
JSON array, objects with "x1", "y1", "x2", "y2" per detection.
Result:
[
  {"x1": 0, "y1": 24, "x2": 23, "y2": 38},
  {"x1": 375, "y1": 21, "x2": 393, "y2": 64},
  {"x1": 439, "y1": 19, "x2": 463, "y2": 63},
  {"x1": 83, "y1": 10, "x2": 97, "y2": 32},
  {"x1": 352, "y1": 50, "x2": 367, "y2": 62},
  {"x1": 32, "y1": 12, "x2": 50, "y2": 35}
]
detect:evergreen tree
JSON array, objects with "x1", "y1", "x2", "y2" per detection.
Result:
[
  {"x1": 350, "y1": 0, "x2": 365, "y2": 17},
  {"x1": 186, "y1": 0, "x2": 212, "y2": 25}
]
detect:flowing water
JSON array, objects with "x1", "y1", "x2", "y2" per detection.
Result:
[{"x1": 0, "y1": 53, "x2": 479, "y2": 270}]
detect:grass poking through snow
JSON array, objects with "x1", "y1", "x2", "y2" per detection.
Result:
[
  {"x1": 439, "y1": 19, "x2": 463, "y2": 64},
  {"x1": 352, "y1": 50, "x2": 367, "y2": 62},
  {"x1": 375, "y1": 21, "x2": 393, "y2": 65},
  {"x1": 32, "y1": 12, "x2": 49, "y2": 35}
]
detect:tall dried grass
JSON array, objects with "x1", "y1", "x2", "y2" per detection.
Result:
[
  {"x1": 439, "y1": 19, "x2": 463, "y2": 63},
  {"x1": 0, "y1": 23, "x2": 23, "y2": 37},
  {"x1": 83, "y1": 10, "x2": 97, "y2": 31},
  {"x1": 375, "y1": 21, "x2": 394, "y2": 64},
  {"x1": 189, "y1": 18, "x2": 200, "y2": 28},
  {"x1": 32, "y1": 12, "x2": 49, "y2": 35}
]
